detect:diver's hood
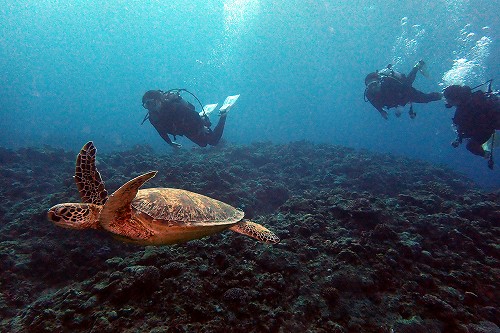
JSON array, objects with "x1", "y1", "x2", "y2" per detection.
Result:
[
  {"x1": 142, "y1": 90, "x2": 164, "y2": 105},
  {"x1": 365, "y1": 72, "x2": 379, "y2": 86},
  {"x1": 443, "y1": 85, "x2": 472, "y2": 101}
]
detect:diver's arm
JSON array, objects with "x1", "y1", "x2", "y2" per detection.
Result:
[
  {"x1": 370, "y1": 101, "x2": 388, "y2": 120},
  {"x1": 149, "y1": 110, "x2": 182, "y2": 148},
  {"x1": 378, "y1": 108, "x2": 389, "y2": 120},
  {"x1": 156, "y1": 128, "x2": 181, "y2": 148},
  {"x1": 451, "y1": 128, "x2": 463, "y2": 148}
]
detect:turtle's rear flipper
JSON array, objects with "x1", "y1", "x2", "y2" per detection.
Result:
[
  {"x1": 100, "y1": 171, "x2": 157, "y2": 239},
  {"x1": 229, "y1": 220, "x2": 280, "y2": 244}
]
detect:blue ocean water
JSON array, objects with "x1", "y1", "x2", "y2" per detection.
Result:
[{"x1": 0, "y1": 0, "x2": 498, "y2": 189}]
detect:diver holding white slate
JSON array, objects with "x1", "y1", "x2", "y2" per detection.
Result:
[{"x1": 141, "y1": 89, "x2": 239, "y2": 148}]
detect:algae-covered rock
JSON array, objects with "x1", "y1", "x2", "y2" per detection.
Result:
[{"x1": 0, "y1": 142, "x2": 498, "y2": 333}]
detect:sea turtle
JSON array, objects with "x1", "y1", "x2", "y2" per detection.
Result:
[{"x1": 47, "y1": 141, "x2": 280, "y2": 245}]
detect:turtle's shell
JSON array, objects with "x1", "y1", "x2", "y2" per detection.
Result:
[{"x1": 127, "y1": 188, "x2": 244, "y2": 245}]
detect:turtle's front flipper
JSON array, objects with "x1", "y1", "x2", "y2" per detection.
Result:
[
  {"x1": 100, "y1": 171, "x2": 157, "y2": 238},
  {"x1": 229, "y1": 220, "x2": 280, "y2": 244},
  {"x1": 75, "y1": 141, "x2": 108, "y2": 205}
]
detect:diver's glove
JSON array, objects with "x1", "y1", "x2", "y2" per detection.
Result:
[
  {"x1": 409, "y1": 104, "x2": 416, "y2": 119},
  {"x1": 452, "y1": 134, "x2": 462, "y2": 148},
  {"x1": 380, "y1": 110, "x2": 389, "y2": 120}
]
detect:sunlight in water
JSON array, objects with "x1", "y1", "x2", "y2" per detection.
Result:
[
  {"x1": 223, "y1": 0, "x2": 260, "y2": 33},
  {"x1": 192, "y1": 0, "x2": 260, "y2": 88},
  {"x1": 209, "y1": 0, "x2": 260, "y2": 67}
]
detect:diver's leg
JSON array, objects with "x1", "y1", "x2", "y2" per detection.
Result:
[
  {"x1": 406, "y1": 60, "x2": 426, "y2": 85},
  {"x1": 201, "y1": 114, "x2": 212, "y2": 128},
  {"x1": 206, "y1": 115, "x2": 227, "y2": 146},
  {"x1": 186, "y1": 133, "x2": 209, "y2": 147},
  {"x1": 406, "y1": 66, "x2": 419, "y2": 85},
  {"x1": 409, "y1": 88, "x2": 442, "y2": 103}
]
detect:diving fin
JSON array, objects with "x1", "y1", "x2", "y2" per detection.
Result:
[
  {"x1": 200, "y1": 103, "x2": 218, "y2": 117},
  {"x1": 482, "y1": 132, "x2": 499, "y2": 152},
  {"x1": 219, "y1": 94, "x2": 240, "y2": 114},
  {"x1": 417, "y1": 60, "x2": 430, "y2": 78}
]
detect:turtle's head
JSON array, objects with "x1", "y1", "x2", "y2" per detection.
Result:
[{"x1": 47, "y1": 203, "x2": 102, "y2": 230}]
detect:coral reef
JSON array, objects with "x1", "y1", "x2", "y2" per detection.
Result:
[{"x1": 0, "y1": 142, "x2": 498, "y2": 332}]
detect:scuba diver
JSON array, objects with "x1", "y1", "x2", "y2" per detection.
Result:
[
  {"x1": 443, "y1": 80, "x2": 500, "y2": 169},
  {"x1": 364, "y1": 60, "x2": 443, "y2": 119},
  {"x1": 141, "y1": 89, "x2": 238, "y2": 149}
]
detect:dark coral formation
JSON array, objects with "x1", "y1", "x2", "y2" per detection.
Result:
[{"x1": 0, "y1": 142, "x2": 498, "y2": 332}]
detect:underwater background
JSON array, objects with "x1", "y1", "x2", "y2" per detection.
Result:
[
  {"x1": 0, "y1": 0, "x2": 499, "y2": 188},
  {"x1": 1, "y1": 1, "x2": 500, "y2": 333}
]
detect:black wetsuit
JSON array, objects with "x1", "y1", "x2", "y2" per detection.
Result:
[
  {"x1": 148, "y1": 93, "x2": 226, "y2": 147},
  {"x1": 453, "y1": 91, "x2": 500, "y2": 156},
  {"x1": 366, "y1": 66, "x2": 442, "y2": 116}
]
